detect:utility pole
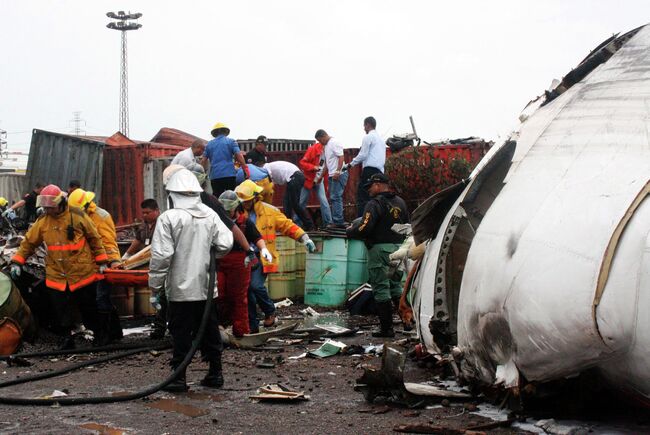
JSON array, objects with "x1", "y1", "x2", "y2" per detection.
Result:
[
  {"x1": 106, "y1": 11, "x2": 142, "y2": 137},
  {"x1": 0, "y1": 128, "x2": 7, "y2": 159},
  {"x1": 69, "y1": 111, "x2": 86, "y2": 136}
]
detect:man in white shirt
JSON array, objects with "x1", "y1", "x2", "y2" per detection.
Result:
[
  {"x1": 264, "y1": 161, "x2": 314, "y2": 230},
  {"x1": 315, "y1": 129, "x2": 348, "y2": 227},
  {"x1": 343, "y1": 116, "x2": 386, "y2": 217},
  {"x1": 171, "y1": 140, "x2": 206, "y2": 168}
]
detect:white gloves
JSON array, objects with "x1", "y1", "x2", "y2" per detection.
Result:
[
  {"x1": 9, "y1": 264, "x2": 21, "y2": 280},
  {"x1": 299, "y1": 235, "x2": 316, "y2": 253},
  {"x1": 1, "y1": 209, "x2": 11, "y2": 218},
  {"x1": 261, "y1": 248, "x2": 273, "y2": 263},
  {"x1": 341, "y1": 163, "x2": 351, "y2": 172},
  {"x1": 98, "y1": 264, "x2": 109, "y2": 274}
]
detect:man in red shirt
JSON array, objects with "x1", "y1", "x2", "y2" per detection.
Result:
[{"x1": 298, "y1": 142, "x2": 332, "y2": 228}]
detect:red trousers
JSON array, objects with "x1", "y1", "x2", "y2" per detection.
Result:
[{"x1": 217, "y1": 251, "x2": 251, "y2": 337}]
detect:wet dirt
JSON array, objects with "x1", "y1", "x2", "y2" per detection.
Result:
[
  {"x1": 78, "y1": 422, "x2": 125, "y2": 434},
  {"x1": 0, "y1": 304, "x2": 644, "y2": 434}
]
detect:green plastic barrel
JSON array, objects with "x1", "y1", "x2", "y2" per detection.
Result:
[
  {"x1": 275, "y1": 236, "x2": 296, "y2": 273},
  {"x1": 295, "y1": 270, "x2": 305, "y2": 299},
  {"x1": 305, "y1": 236, "x2": 349, "y2": 307},
  {"x1": 346, "y1": 239, "x2": 369, "y2": 290},
  {"x1": 268, "y1": 272, "x2": 296, "y2": 300},
  {"x1": 295, "y1": 243, "x2": 306, "y2": 271}
]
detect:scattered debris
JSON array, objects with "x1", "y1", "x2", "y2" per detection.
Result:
[
  {"x1": 225, "y1": 321, "x2": 299, "y2": 349},
  {"x1": 38, "y1": 390, "x2": 68, "y2": 399},
  {"x1": 308, "y1": 339, "x2": 347, "y2": 358},
  {"x1": 315, "y1": 325, "x2": 351, "y2": 335},
  {"x1": 250, "y1": 384, "x2": 309, "y2": 402},
  {"x1": 536, "y1": 418, "x2": 587, "y2": 435},
  {"x1": 274, "y1": 298, "x2": 293, "y2": 308},
  {"x1": 393, "y1": 423, "x2": 464, "y2": 434},
  {"x1": 299, "y1": 307, "x2": 320, "y2": 317},
  {"x1": 403, "y1": 383, "x2": 471, "y2": 399},
  {"x1": 287, "y1": 352, "x2": 307, "y2": 360}
]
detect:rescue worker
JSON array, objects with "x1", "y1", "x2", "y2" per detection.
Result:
[
  {"x1": 235, "y1": 180, "x2": 316, "y2": 333},
  {"x1": 218, "y1": 190, "x2": 273, "y2": 337},
  {"x1": 299, "y1": 141, "x2": 332, "y2": 229},
  {"x1": 149, "y1": 168, "x2": 233, "y2": 392},
  {"x1": 235, "y1": 163, "x2": 273, "y2": 204},
  {"x1": 3, "y1": 182, "x2": 44, "y2": 223},
  {"x1": 346, "y1": 173, "x2": 409, "y2": 338},
  {"x1": 171, "y1": 140, "x2": 206, "y2": 167},
  {"x1": 246, "y1": 135, "x2": 269, "y2": 166},
  {"x1": 10, "y1": 184, "x2": 109, "y2": 349},
  {"x1": 342, "y1": 116, "x2": 386, "y2": 217},
  {"x1": 202, "y1": 122, "x2": 250, "y2": 197},
  {"x1": 263, "y1": 161, "x2": 314, "y2": 230},
  {"x1": 68, "y1": 188, "x2": 123, "y2": 346},
  {"x1": 68, "y1": 180, "x2": 81, "y2": 195},
  {"x1": 122, "y1": 199, "x2": 164, "y2": 338}
]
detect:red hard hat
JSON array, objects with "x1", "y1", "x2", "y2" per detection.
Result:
[{"x1": 36, "y1": 184, "x2": 65, "y2": 208}]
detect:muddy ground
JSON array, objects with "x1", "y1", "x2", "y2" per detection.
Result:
[{"x1": 0, "y1": 305, "x2": 646, "y2": 434}]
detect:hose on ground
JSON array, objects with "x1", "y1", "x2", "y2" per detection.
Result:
[{"x1": 0, "y1": 247, "x2": 217, "y2": 406}]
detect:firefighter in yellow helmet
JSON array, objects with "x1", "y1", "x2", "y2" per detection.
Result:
[
  {"x1": 235, "y1": 180, "x2": 316, "y2": 332},
  {"x1": 68, "y1": 188, "x2": 123, "y2": 346},
  {"x1": 10, "y1": 184, "x2": 109, "y2": 349}
]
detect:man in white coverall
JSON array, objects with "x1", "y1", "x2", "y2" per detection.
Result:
[{"x1": 149, "y1": 168, "x2": 233, "y2": 392}]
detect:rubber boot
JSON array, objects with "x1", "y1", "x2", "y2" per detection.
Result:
[
  {"x1": 59, "y1": 333, "x2": 75, "y2": 351},
  {"x1": 94, "y1": 311, "x2": 112, "y2": 347},
  {"x1": 163, "y1": 367, "x2": 188, "y2": 393},
  {"x1": 109, "y1": 308, "x2": 123, "y2": 341},
  {"x1": 200, "y1": 359, "x2": 224, "y2": 389},
  {"x1": 372, "y1": 301, "x2": 395, "y2": 338}
]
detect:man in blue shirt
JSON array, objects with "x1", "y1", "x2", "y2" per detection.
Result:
[
  {"x1": 202, "y1": 122, "x2": 250, "y2": 197},
  {"x1": 343, "y1": 116, "x2": 386, "y2": 217}
]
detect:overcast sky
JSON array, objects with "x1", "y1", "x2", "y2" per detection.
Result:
[{"x1": 1, "y1": 1, "x2": 648, "y2": 152}]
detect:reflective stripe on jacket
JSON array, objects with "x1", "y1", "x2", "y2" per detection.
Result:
[
  {"x1": 247, "y1": 200, "x2": 305, "y2": 274},
  {"x1": 87, "y1": 203, "x2": 121, "y2": 263},
  {"x1": 12, "y1": 207, "x2": 108, "y2": 292}
]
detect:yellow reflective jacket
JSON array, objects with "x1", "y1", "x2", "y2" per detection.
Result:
[
  {"x1": 246, "y1": 200, "x2": 305, "y2": 273},
  {"x1": 12, "y1": 207, "x2": 108, "y2": 291},
  {"x1": 86, "y1": 202, "x2": 120, "y2": 263}
]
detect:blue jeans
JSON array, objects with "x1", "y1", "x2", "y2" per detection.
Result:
[
  {"x1": 248, "y1": 265, "x2": 276, "y2": 331},
  {"x1": 300, "y1": 182, "x2": 332, "y2": 226},
  {"x1": 328, "y1": 171, "x2": 349, "y2": 224}
]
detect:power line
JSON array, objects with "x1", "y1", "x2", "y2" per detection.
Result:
[{"x1": 68, "y1": 111, "x2": 86, "y2": 136}]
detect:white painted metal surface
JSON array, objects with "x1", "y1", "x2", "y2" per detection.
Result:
[{"x1": 413, "y1": 25, "x2": 650, "y2": 401}]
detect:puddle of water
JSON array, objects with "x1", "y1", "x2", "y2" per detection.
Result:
[
  {"x1": 79, "y1": 422, "x2": 125, "y2": 435},
  {"x1": 144, "y1": 398, "x2": 209, "y2": 418}
]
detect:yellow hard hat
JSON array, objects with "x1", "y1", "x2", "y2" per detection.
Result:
[
  {"x1": 235, "y1": 180, "x2": 263, "y2": 201},
  {"x1": 68, "y1": 189, "x2": 95, "y2": 209},
  {"x1": 210, "y1": 122, "x2": 230, "y2": 137},
  {"x1": 0, "y1": 197, "x2": 7, "y2": 207}
]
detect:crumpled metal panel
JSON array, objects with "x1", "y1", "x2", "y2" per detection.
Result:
[
  {"x1": 0, "y1": 173, "x2": 26, "y2": 204},
  {"x1": 26, "y1": 129, "x2": 104, "y2": 197}
]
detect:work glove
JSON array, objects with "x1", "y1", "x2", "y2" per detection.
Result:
[
  {"x1": 243, "y1": 165, "x2": 251, "y2": 180},
  {"x1": 1, "y1": 209, "x2": 11, "y2": 218},
  {"x1": 261, "y1": 248, "x2": 273, "y2": 263},
  {"x1": 98, "y1": 264, "x2": 109, "y2": 274},
  {"x1": 121, "y1": 252, "x2": 132, "y2": 261},
  {"x1": 36, "y1": 207, "x2": 45, "y2": 217},
  {"x1": 300, "y1": 235, "x2": 316, "y2": 253},
  {"x1": 9, "y1": 264, "x2": 21, "y2": 280},
  {"x1": 244, "y1": 248, "x2": 259, "y2": 268},
  {"x1": 150, "y1": 294, "x2": 161, "y2": 310},
  {"x1": 341, "y1": 163, "x2": 350, "y2": 172}
]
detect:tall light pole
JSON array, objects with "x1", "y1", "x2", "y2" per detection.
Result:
[{"x1": 106, "y1": 11, "x2": 142, "y2": 137}]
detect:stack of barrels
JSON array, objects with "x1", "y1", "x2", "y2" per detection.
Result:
[{"x1": 267, "y1": 235, "x2": 306, "y2": 300}]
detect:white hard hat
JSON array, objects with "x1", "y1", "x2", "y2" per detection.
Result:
[
  {"x1": 162, "y1": 164, "x2": 186, "y2": 186},
  {"x1": 165, "y1": 168, "x2": 203, "y2": 194}
]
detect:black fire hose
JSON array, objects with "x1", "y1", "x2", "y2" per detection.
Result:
[
  {"x1": 0, "y1": 247, "x2": 218, "y2": 406},
  {"x1": 0, "y1": 340, "x2": 171, "y2": 361}
]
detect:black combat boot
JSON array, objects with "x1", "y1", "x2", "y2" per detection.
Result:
[
  {"x1": 59, "y1": 333, "x2": 76, "y2": 350},
  {"x1": 163, "y1": 367, "x2": 188, "y2": 393},
  {"x1": 200, "y1": 359, "x2": 224, "y2": 389},
  {"x1": 93, "y1": 311, "x2": 112, "y2": 347},
  {"x1": 371, "y1": 301, "x2": 395, "y2": 338}
]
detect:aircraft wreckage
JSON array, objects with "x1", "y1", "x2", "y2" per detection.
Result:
[{"x1": 409, "y1": 24, "x2": 650, "y2": 405}]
